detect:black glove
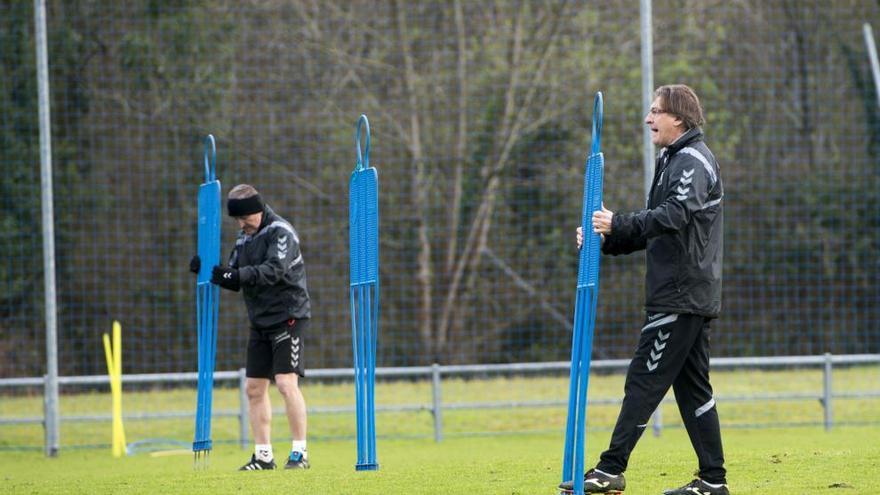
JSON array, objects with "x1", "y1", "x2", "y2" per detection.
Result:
[
  {"x1": 211, "y1": 265, "x2": 241, "y2": 291},
  {"x1": 189, "y1": 255, "x2": 201, "y2": 274}
]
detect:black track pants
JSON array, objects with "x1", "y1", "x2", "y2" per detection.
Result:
[{"x1": 596, "y1": 312, "x2": 726, "y2": 484}]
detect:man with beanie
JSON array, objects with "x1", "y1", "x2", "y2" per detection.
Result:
[{"x1": 190, "y1": 184, "x2": 311, "y2": 471}]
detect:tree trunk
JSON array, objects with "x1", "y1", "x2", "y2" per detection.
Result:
[
  {"x1": 394, "y1": 0, "x2": 434, "y2": 361},
  {"x1": 445, "y1": 0, "x2": 467, "y2": 276}
]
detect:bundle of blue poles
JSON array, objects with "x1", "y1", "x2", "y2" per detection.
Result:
[{"x1": 561, "y1": 92, "x2": 605, "y2": 495}]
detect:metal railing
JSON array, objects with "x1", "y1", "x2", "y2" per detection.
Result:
[{"x1": 1, "y1": 353, "x2": 878, "y2": 452}]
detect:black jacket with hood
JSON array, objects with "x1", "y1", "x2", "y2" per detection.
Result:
[
  {"x1": 228, "y1": 205, "x2": 311, "y2": 328},
  {"x1": 602, "y1": 127, "x2": 723, "y2": 318}
]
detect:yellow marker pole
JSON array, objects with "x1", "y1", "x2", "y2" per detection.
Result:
[
  {"x1": 112, "y1": 321, "x2": 127, "y2": 454},
  {"x1": 102, "y1": 332, "x2": 119, "y2": 457},
  {"x1": 102, "y1": 321, "x2": 127, "y2": 457}
]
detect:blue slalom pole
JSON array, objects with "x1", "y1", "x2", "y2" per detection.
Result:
[
  {"x1": 193, "y1": 135, "x2": 221, "y2": 465},
  {"x1": 350, "y1": 115, "x2": 380, "y2": 471},
  {"x1": 349, "y1": 285, "x2": 363, "y2": 461},
  {"x1": 561, "y1": 93, "x2": 604, "y2": 494},
  {"x1": 368, "y1": 281, "x2": 379, "y2": 464}
]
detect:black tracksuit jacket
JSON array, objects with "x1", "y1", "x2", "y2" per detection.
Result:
[
  {"x1": 602, "y1": 127, "x2": 723, "y2": 317},
  {"x1": 228, "y1": 205, "x2": 311, "y2": 328}
]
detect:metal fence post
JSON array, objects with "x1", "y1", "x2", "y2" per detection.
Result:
[
  {"x1": 823, "y1": 353, "x2": 833, "y2": 431},
  {"x1": 42, "y1": 374, "x2": 53, "y2": 453},
  {"x1": 431, "y1": 363, "x2": 443, "y2": 442},
  {"x1": 34, "y1": 0, "x2": 60, "y2": 458},
  {"x1": 651, "y1": 406, "x2": 662, "y2": 437},
  {"x1": 239, "y1": 368, "x2": 249, "y2": 449},
  {"x1": 640, "y1": 0, "x2": 655, "y2": 197}
]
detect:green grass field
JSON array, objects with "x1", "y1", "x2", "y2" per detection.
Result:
[
  {"x1": 2, "y1": 366, "x2": 879, "y2": 493},
  {"x1": 2, "y1": 427, "x2": 878, "y2": 494}
]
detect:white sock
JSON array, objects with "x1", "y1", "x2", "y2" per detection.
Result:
[
  {"x1": 255, "y1": 443, "x2": 273, "y2": 463},
  {"x1": 291, "y1": 440, "x2": 307, "y2": 458},
  {"x1": 703, "y1": 481, "x2": 727, "y2": 488}
]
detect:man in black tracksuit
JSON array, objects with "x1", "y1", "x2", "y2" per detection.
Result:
[
  {"x1": 565, "y1": 85, "x2": 728, "y2": 495},
  {"x1": 195, "y1": 184, "x2": 312, "y2": 471}
]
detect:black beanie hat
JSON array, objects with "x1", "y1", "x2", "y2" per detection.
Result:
[{"x1": 227, "y1": 194, "x2": 264, "y2": 217}]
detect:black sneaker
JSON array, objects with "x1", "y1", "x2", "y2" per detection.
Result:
[
  {"x1": 559, "y1": 468, "x2": 626, "y2": 493},
  {"x1": 284, "y1": 450, "x2": 310, "y2": 469},
  {"x1": 663, "y1": 479, "x2": 729, "y2": 495},
  {"x1": 239, "y1": 454, "x2": 276, "y2": 471}
]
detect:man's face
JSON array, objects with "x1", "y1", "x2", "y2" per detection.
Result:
[
  {"x1": 236, "y1": 212, "x2": 262, "y2": 235},
  {"x1": 645, "y1": 96, "x2": 685, "y2": 148}
]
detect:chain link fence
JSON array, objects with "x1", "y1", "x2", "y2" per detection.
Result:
[{"x1": 1, "y1": 1, "x2": 879, "y2": 380}]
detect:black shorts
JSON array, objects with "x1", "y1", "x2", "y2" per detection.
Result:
[{"x1": 246, "y1": 318, "x2": 308, "y2": 379}]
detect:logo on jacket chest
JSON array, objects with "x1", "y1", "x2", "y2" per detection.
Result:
[{"x1": 675, "y1": 169, "x2": 694, "y2": 201}]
